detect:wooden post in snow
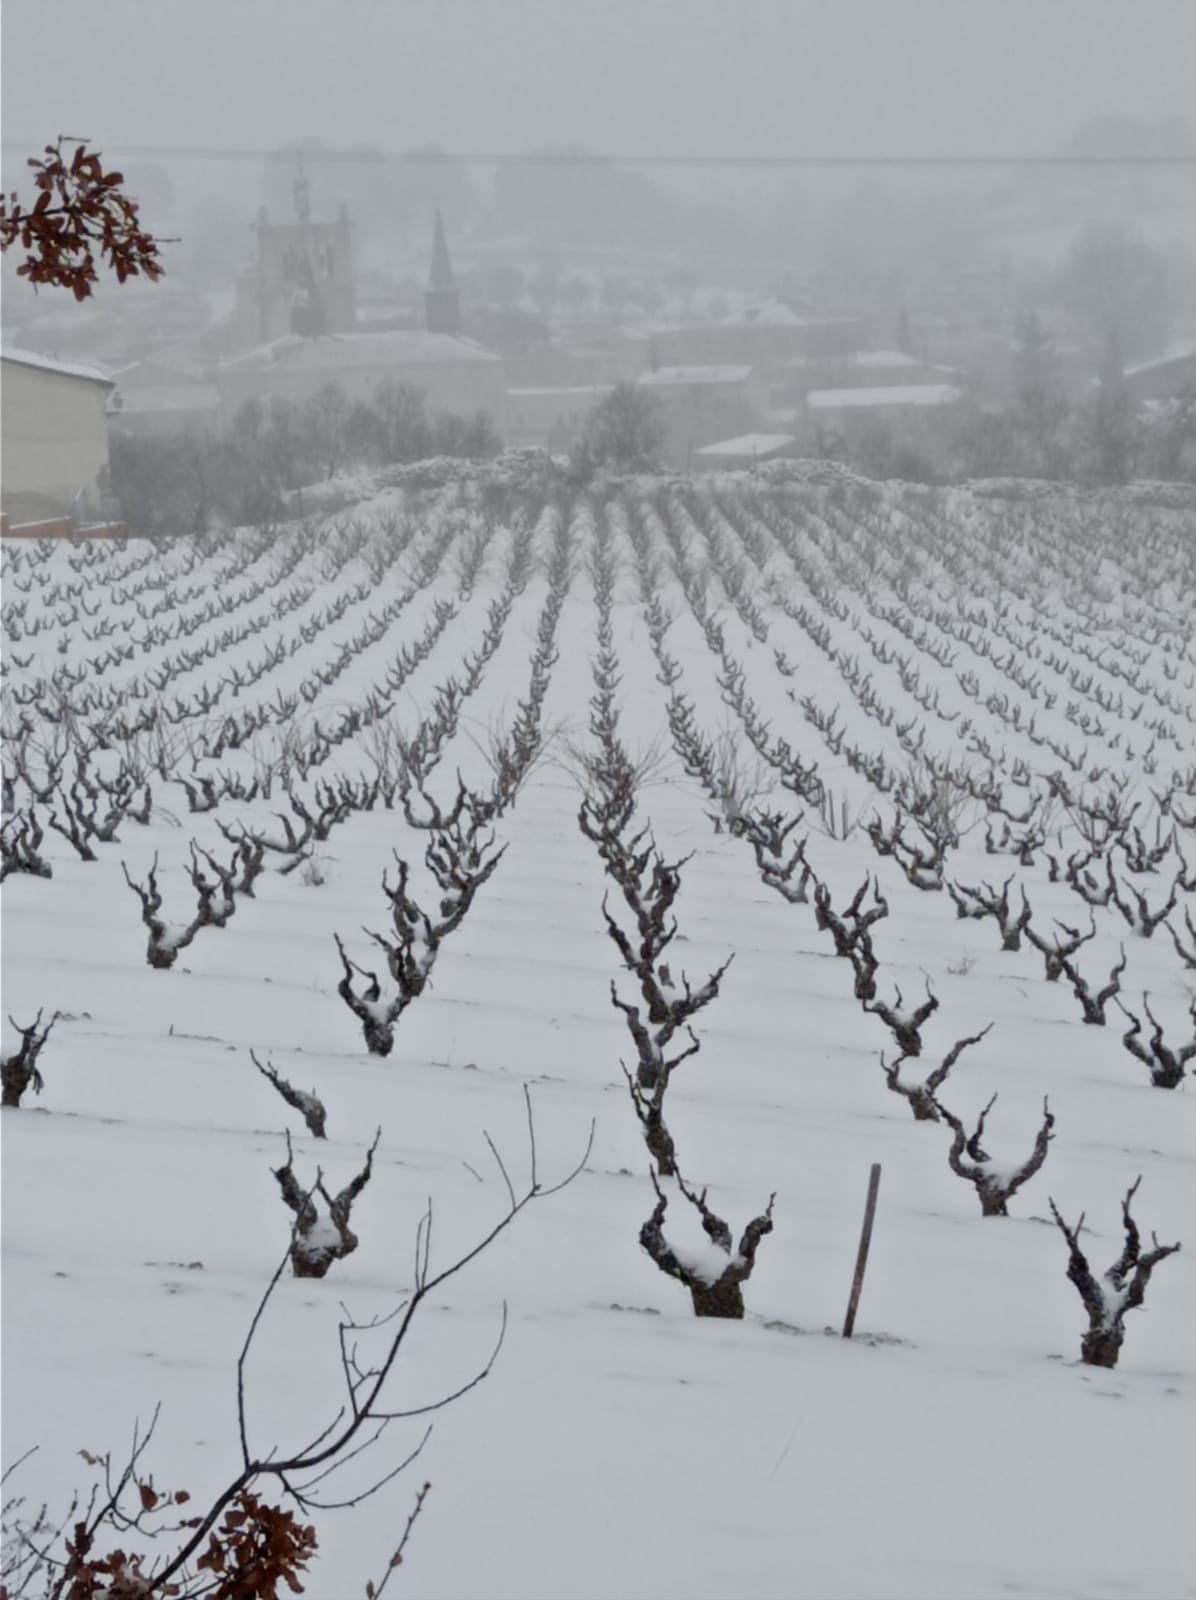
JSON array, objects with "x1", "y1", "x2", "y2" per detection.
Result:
[{"x1": 842, "y1": 1162, "x2": 882, "y2": 1339}]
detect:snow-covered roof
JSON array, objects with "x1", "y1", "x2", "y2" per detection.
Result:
[
  {"x1": 847, "y1": 349, "x2": 922, "y2": 368},
  {"x1": 786, "y1": 350, "x2": 936, "y2": 372},
  {"x1": 696, "y1": 433, "x2": 795, "y2": 458},
  {"x1": 618, "y1": 320, "x2": 683, "y2": 340},
  {"x1": 807, "y1": 383, "x2": 962, "y2": 410},
  {"x1": 0, "y1": 345, "x2": 114, "y2": 386},
  {"x1": 220, "y1": 331, "x2": 500, "y2": 374},
  {"x1": 726, "y1": 299, "x2": 804, "y2": 329},
  {"x1": 506, "y1": 385, "x2": 612, "y2": 398},
  {"x1": 638, "y1": 364, "x2": 752, "y2": 388},
  {"x1": 1123, "y1": 341, "x2": 1196, "y2": 379}
]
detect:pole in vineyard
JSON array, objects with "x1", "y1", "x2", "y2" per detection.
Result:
[{"x1": 843, "y1": 1162, "x2": 882, "y2": 1339}]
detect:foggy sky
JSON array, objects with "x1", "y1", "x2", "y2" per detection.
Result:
[{"x1": 3, "y1": 0, "x2": 1195, "y2": 166}]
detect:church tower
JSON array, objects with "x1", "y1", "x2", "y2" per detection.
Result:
[{"x1": 424, "y1": 209, "x2": 461, "y2": 337}]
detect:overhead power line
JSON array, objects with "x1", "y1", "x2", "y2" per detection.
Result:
[{"x1": 3, "y1": 140, "x2": 1195, "y2": 169}]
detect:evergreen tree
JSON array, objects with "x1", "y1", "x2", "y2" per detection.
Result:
[
  {"x1": 895, "y1": 304, "x2": 914, "y2": 356},
  {"x1": 1084, "y1": 328, "x2": 1138, "y2": 485},
  {"x1": 573, "y1": 383, "x2": 666, "y2": 475},
  {"x1": 1011, "y1": 312, "x2": 1070, "y2": 479}
]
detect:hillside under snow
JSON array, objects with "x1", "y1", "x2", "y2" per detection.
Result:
[{"x1": 2, "y1": 463, "x2": 1194, "y2": 1600}]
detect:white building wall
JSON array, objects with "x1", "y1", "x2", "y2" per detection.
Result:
[{"x1": 1, "y1": 359, "x2": 112, "y2": 512}]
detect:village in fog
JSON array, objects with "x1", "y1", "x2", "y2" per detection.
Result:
[{"x1": 3, "y1": 16, "x2": 1196, "y2": 540}]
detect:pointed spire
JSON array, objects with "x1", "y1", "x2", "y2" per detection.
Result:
[
  {"x1": 425, "y1": 208, "x2": 461, "y2": 336},
  {"x1": 428, "y1": 208, "x2": 455, "y2": 291}
]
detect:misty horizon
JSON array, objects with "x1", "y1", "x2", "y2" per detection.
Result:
[{"x1": 5, "y1": 0, "x2": 1196, "y2": 162}]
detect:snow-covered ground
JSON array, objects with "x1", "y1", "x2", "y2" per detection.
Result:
[{"x1": 3, "y1": 465, "x2": 1194, "y2": 1600}]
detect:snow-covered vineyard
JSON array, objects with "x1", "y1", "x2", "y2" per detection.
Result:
[{"x1": 3, "y1": 460, "x2": 1194, "y2": 1600}]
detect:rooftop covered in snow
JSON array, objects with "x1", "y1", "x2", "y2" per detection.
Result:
[
  {"x1": 807, "y1": 383, "x2": 963, "y2": 410},
  {"x1": 0, "y1": 346, "x2": 114, "y2": 386},
  {"x1": 220, "y1": 331, "x2": 500, "y2": 373},
  {"x1": 638, "y1": 364, "x2": 753, "y2": 388},
  {"x1": 695, "y1": 433, "x2": 795, "y2": 458},
  {"x1": 1123, "y1": 340, "x2": 1196, "y2": 378}
]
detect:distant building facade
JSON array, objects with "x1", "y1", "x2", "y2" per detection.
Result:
[
  {"x1": 781, "y1": 349, "x2": 959, "y2": 404},
  {"x1": 219, "y1": 210, "x2": 505, "y2": 428},
  {"x1": 216, "y1": 331, "x2": 506, "y2": 426},
  {"x1": 805, "y1": 382, "x2": 963, "y2": 420},
  {"x1": 637, "y1": 363, "x2": 769, "y2": 457},
  {"x1": 232, "y1": 166, "x2": 355, "y2": 350},
  {"x1": 643, "y1": 303, "x2": 864, "y2": 380}
]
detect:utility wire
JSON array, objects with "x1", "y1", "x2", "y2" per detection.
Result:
[{"x1": 3, "y1": 140, "x2": 1195, "y2": 169}]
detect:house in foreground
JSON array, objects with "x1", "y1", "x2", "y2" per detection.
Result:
[{"x1": 1, "y1": 346, "x2": 116, "y2": 527}]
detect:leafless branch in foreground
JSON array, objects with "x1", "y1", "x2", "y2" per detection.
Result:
[{"x1": 4, "y1": 1091, "x2": 593, "y2": 1595}]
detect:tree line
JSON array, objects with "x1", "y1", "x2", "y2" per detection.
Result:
[{"x1": 111, "y1": 379, "x2": 501, "y2": 537}]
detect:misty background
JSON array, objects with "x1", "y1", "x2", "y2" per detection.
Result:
[{"x1": 3, "y1": 0, "x2": 1195, "y2": 510}]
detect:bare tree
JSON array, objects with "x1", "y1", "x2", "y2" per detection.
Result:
[
  {"x1": 122, "y1": 848, "x2": 238, "y2": 970},
  {"x1": 640, "y1": 1165, "x2": 775, "y2": 1319},
  {"x1": 738, "y1": 809, "x2": 813, "y2": 904},
  {"x1": 1059, "y1": 944, "x2": 1127, "y2": 1025},
  {"x1": 935, "y1": 1094, "x2": 1055, "y2": 1216},
  {"x1": 1167, "y1": 905, "x2": 1196, "y2": 970},
  {"x1": 865, "y1": 981, "x2": 940, "y2": 1057},
  {"x1": 572, "y1": 383, "x2": 666, "y2": 476},
  {"x1": 1, "y1": 1009, "x2": 58, "y2": 1108},
  {"x1": 1010, "y1": 311, "x2": 1070, "y2": 478},
  {"x1": 1116, "y1": 995, "x2": 1196, "y2": 1089},
  {"x1": 1048, "y1": 1178, "x2": 1180, "y2": 1367},
  {"x1": 273, "y1": 1128, "x2": 381, "y2": 1277},
  {"x1": 947, "y1": 877, "x2": 1032, "y2": 951},
  {"x1": 0, "y1": 810, "x2": 53, "y2": 881},
  {"x1": 1063, "y1": 220, "x2": 1170, "y2": 363},
  {"x1": 250, "y1": 1049, "x2": 328, "y2": 1137},
  {"x1": 597, "y1": 833, "x2": 731, "y2": 1175},
  {"x1": 881, "y1": 1025, "x2": 991, "y2": 1122},
  {"x1": 333, "y1": 935, "x2": 405, "y2": 1057},
  {"x1": 1025, "y1": 913, "x2": 1095, "y2": 981}
]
